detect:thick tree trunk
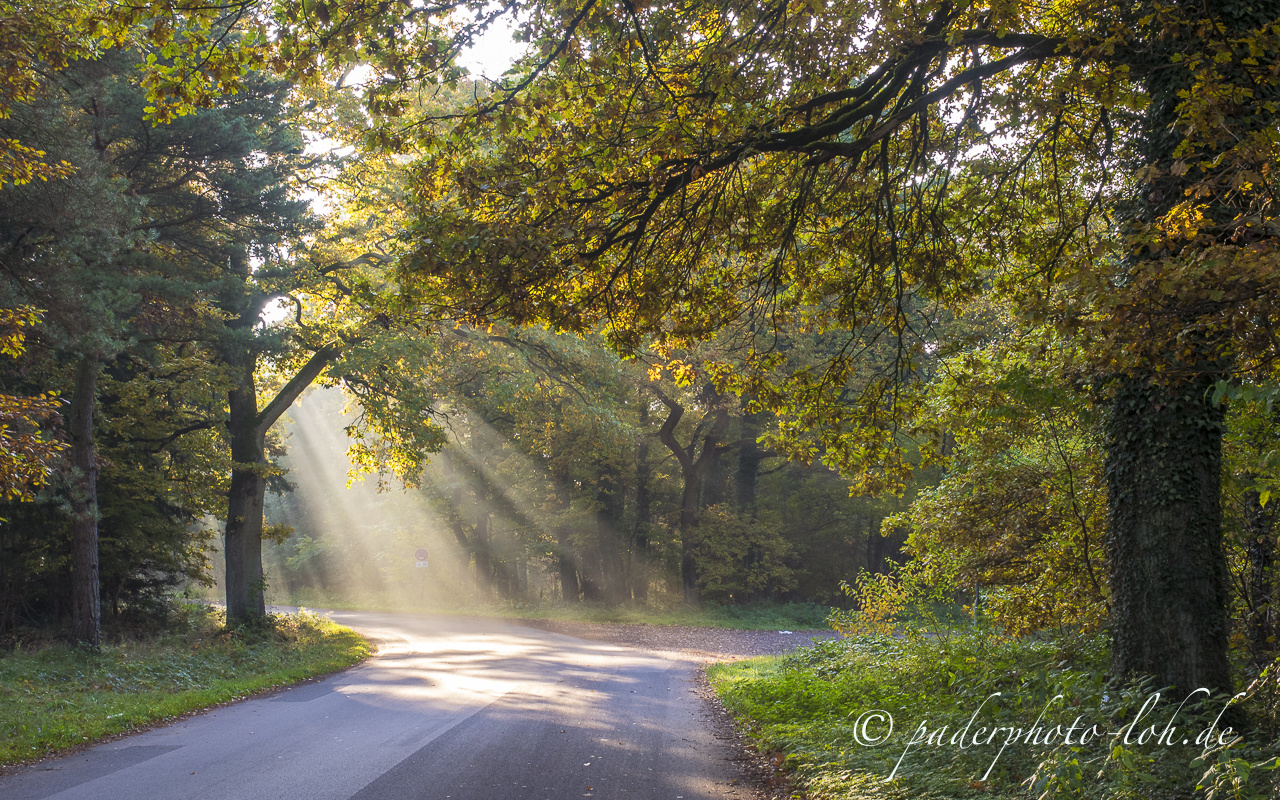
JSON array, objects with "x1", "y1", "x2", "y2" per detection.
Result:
[
  {"x1": 1101, "y1": 0, "x2": 1270, "y2": 694},
  {"x1": 222, "y1": 344, "x2": 339, "y2": 626},
  {"x1": 225, "y1": 361, "x2": 268, "y2": 622},
  {"x1": 1106, "y1": 375, "x2": 1231, "y2": 693},
  {"x1": 69, "y1": 354, "x2": 100, "y2": 646}
]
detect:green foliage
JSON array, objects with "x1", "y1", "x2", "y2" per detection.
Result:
[
  {"x1": 763, "y1": 461, "x2": 912, "y2": 605},
  {"x1": 0, "y1": 344, "x2": 226, "y2": 632},
  {"x1": 262, "y1": 324, "x2": 913, "y2": 611},
  {"x1": 688, "y1": 505, "x2": 796, "y2": 602},
  {"x1": 333, "y1": 333, "x2": 452, "y2": 486},
  {"x1": 0, "y1": 308, "x2": 64, "y2": 500},
  {"x1": 392, "y1": 0, "x2": 1280, "y2": 694},
  {"x1": 827, "y1": 556, "x2": 968, "y2": 640},
  {"x1": 0, "y1": 52, "x2": 311, "y2": 633},
  {"x1": 396, "y1": 0, "x2": 1280, "y2": 481},
  {"x1": 889, "y1": 316, "x2": 1109, "y2": 637},
  {"x1": 0, "y1": 604, "x2": 370, "y2": 767}
]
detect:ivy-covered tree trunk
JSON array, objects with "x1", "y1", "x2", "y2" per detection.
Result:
[
  {"x1": 1106, "y1": 375, "x2": 1231, "y2": 693},
  {"x1": 68, "y1": 354, "x2": 100, "y2": 646},
  {"x1": 1103, "y1": 0, "x2": 1273, "y2": 694}
]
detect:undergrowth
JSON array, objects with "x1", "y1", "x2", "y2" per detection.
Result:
[{"x1": 709, "y1": 631, "x2": 1280, "y2": 799}]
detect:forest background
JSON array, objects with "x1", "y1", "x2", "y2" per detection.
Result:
[
  {"x1": 0, "y1": 0, "x2": 924, "y2": 643},
  {"x1": 1, "y1": 0, "x2": 1280, "y2": 793}
]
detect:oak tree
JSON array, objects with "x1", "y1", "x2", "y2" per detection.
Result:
[{"x1": 400, "y1": 0, "x2": 1280, "y2": 692}]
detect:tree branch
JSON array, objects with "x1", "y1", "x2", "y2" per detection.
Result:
[{"x1": 254, "y1": 344, "x2": 341, "y2": 436}]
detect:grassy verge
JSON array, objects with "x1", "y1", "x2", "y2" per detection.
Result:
[
  {"x1": 503, "y1": 599, "x2": 833, "y2": 630},
  {"x1": 0, "y1": 605, "x2": 371, "y2": 768},
  {"x1": 252, "y1": 587, "x2": 834, "y2": 630},
  {"x1": 708, "y1": 632, "x2": 1280, "y2": 799}
]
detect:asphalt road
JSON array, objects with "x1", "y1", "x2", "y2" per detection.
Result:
[{"x1": 0, "y1": 611, "x2": 757, "y2": 800}]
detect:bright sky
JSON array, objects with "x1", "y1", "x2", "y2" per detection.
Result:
[{"x1": 456, "y1": 14, "x2": 527, "y2": 80}]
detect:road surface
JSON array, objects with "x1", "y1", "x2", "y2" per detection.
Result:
[{"x1": 0, "y1": 611, "x2": 759, "y2": 800}]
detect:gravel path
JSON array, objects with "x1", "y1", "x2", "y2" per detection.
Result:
[{"x1": 516, "y1": 619, "x2": 840, "y2": 662}]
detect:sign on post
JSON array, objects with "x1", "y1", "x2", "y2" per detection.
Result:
[{"x1": 415, "y1": 548, "x2": 429, "y2": 568}]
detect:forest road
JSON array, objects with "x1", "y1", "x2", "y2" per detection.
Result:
[{"x1": 0, "y1": 611, "x2": 762, "y2": 800}]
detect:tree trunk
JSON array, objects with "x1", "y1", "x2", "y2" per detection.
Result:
[
  {"x1": 653, "y1": 385, "x2": 733, "y2": 605},
  {"x1": 1242, "y1": 486, "x2": 1276, "y2": 668},
  {"x1": 594, "y1": 463, "x2": 627, "y2": 605},
  {"x1": 1106, "y1": 375, "x2": 1231, "y2": 694},
  {"x1": 558, "y1": 533, "x2": 579, "y2": 603},
  {"x1": 702, "y1": 445, "x2": 729, "y2": 508},
  {"x1": 631, "y1": 392, "x2": 652, "y2": 602},
  {"x1": 1102, "y1": 0, "x2": 1269, "y2": 694},
  {"x1": 678, "y1": 478, "x2": 701, "y2": 603},
  {"x1": 474, "y1": 511, "x2": 491, "y2": 597},
  {"x1": 547, "y1": 464, "x2": 579, "y2": 603},
  {"x1": 222, "y1": 342, "x2": 339, "y2": 626},
  {"x1": 440, "y1": 452, "x2": 477, "y2": 583},
  {"x1": 225, "y1": 359, "x2": 268, "y2": 623},
  {"x1": 68, "y1": 354, "x2": 100, "y2": 646},
  {"x1": 736, "y1": 405, "x2": 764, "y2": 517},
  {"x1": 866, "y1": 516, "x2": 883, "y2": 574}
]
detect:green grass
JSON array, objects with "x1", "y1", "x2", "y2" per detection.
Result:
[
  {"x1": 708, "y1": 632, "x2": 1280, "y2": 800},
  {"x1": 502, "y1": 599, "x2": 834, "y2": 629},
  {"x1": 0, "y1": 605, "x2": 371, "y2": 768},
  {"x1": 260, "y1": 587, "x2": 835, "y2": 630}
]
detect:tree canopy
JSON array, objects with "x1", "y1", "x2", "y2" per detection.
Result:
[{"x1": 392, "y1": 0, "x2": 1280, "y2": 693}]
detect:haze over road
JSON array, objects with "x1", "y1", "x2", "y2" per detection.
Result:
[{"x1": 0, "y1": 612, "x2": 758, "y2": 800}]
